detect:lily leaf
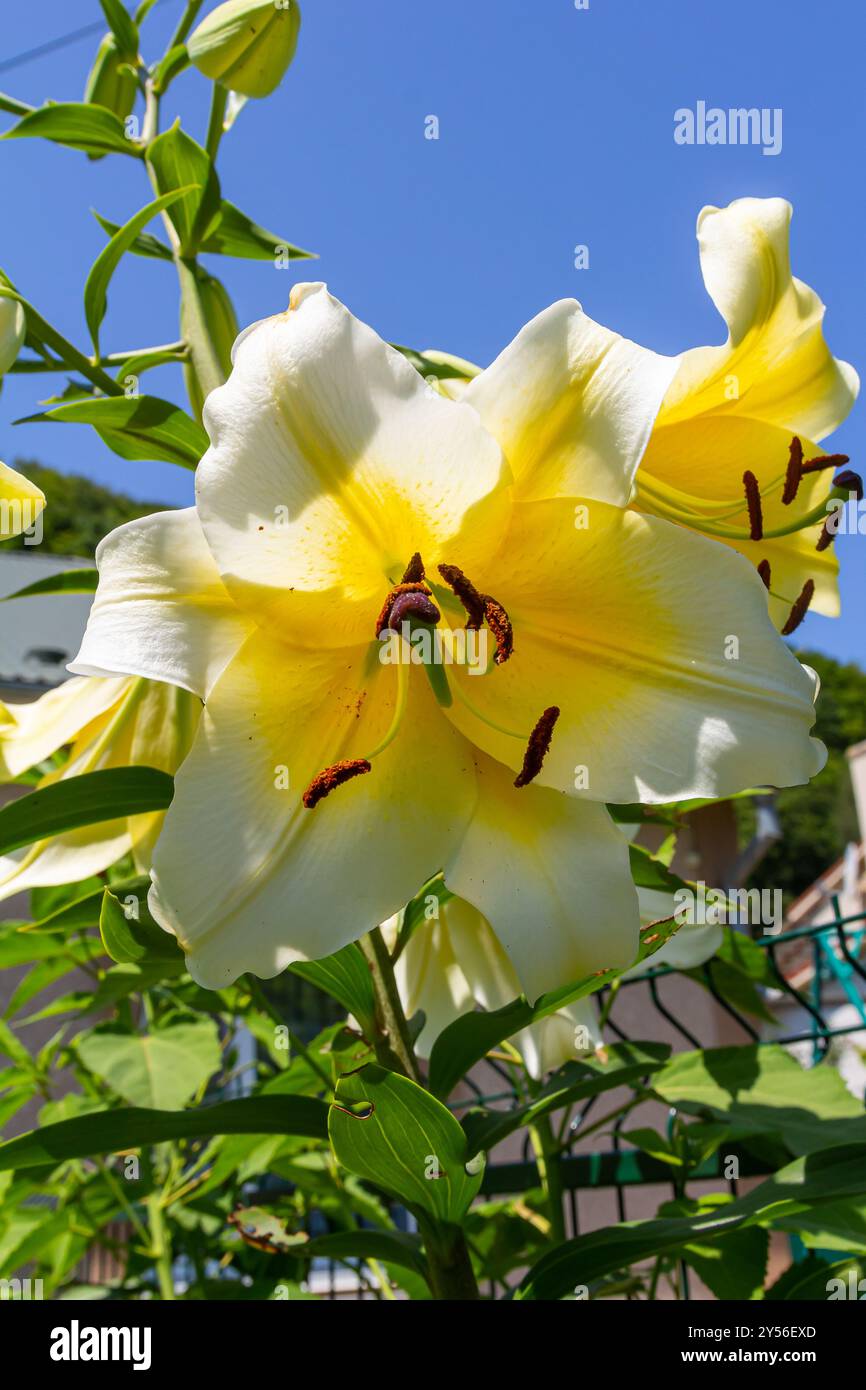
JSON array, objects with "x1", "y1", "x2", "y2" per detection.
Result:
[
  {"x1": 0, "y1": 1095, "x2": 330, "y2": 1171},
  {"x1": 0, "y1": 767, "x2": 174, "y2": 857},
  {"x1": 18, "y1": 394, "x2": 207, "y2": 469},
  {"x1": 1, "y1": 568, "x2": 98, "y2": 600},
  {"x1": 2, "y1": 102, "x2": 139, "y2": 157},
  {"x1": 328, "y1": 1064, "x2": 485, "y2": 1222}
]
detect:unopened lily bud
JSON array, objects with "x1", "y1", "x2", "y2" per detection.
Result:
[
  {"x1": 84, "y1": 33, "x2": 138, "y2": 127},
  {"x1": 188, "y1": 0, "x2": 301, "y2": 99},
  {"x1": 0, "y1": 295, "x2": 25, "y2": 377},
  {"x1": 183, "y1": 270, "x2": 240, "y2": 421}
]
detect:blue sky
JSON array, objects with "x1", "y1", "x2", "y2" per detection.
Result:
[{"x1": 1, "y1": 0, "x2": 863, "y2": 662}]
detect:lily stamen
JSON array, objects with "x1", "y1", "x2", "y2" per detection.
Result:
[
  {"x1": 832, "y1": 468, "x2": 863, "y2": 501},
  {"x1": 781, "y1": 436, "x2": 803, "y2": 505},
  {"x1": 757, "y1": 559, "x2": 772, "y2": 590},
  {"x1": 402, "y1": 552, "x2": 426, "y2": 583},
  {"x1": 800, "y1": 452, "x2": 849, "y2": 475},
  {"x1": 303, "y1": 758, "x2": 371, "y2": 809},
  {"x1": 514, "y1": 706, "x2": 560, "y2": 788},
  {"x1": 376, "y1": 580, "x2": 439, "y2": 636},
  {"x1": 743, "y1": 470, "x2": 763, "y2": 541},
  {"x1": 781, "y1": 579, "x2": 815, "y2": 636},
  {"x1": 438, "y1": 562, "x2": 514, "y2": 664}
]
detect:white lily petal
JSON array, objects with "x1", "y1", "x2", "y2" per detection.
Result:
[{"x1": 69, "y1": 509, "x2": 254, "y2": 699}]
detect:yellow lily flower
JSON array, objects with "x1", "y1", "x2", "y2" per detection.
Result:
[
  {"x1": 0, "y1": 675, "x2": 199, "y2": 899},
  {"x1": 70, "y1": 283, "x2": 823, "y2": 991},
  {"x1": 0, "y1": 460, "x2": 45, "y2": 541},
  {"x1": 633, "y1": 197, "x2": 859, "y2": 631}
]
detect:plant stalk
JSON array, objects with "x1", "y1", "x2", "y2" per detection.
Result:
[{"x1": 359, "y1": 927, "x2": 422, "y2": 1084}]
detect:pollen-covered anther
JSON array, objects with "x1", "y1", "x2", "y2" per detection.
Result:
[
  {"x1": 375, "y1": 581, "x2": 438, "y2": 636},
  {"x1": 781, "y1": 579, "x2": 815, "y2": 637},
  {"x1": 437, "y1": 563, "x2": 486, "y2": 628},
  {"x1": 302, "y1": 758, "x2": 372, "y2": 809},
  {"x1": 781, "y1": 436, "x2": 803, "y2": 505},
  {"x1": 757, "y1": 559, "x2": 771, "y2": 590},
  {"x1": 402, "y1": 552, "x2": 425, "y2": 583},
  {"x1": 743, "y1": 470, "x2": 763, "y2": 541},
  {"x1": 483, "y1": 595, "x2": 514, "y2": 665},
  {"x1": 514, "y1": 706, "x2": 560, "y2": 789}
]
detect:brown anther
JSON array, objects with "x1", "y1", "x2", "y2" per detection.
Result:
[
  {"x1": 781, "y1": 436, "x2": 803, "y2": 505},
  {"x1": 816, "y1": 515, "x2": 840, "y2": 552},
  {"x1": 303, "y1": 759, "x2": 371, "y2": 809},
  {"x1": 402, "y1": 552, "x2": 425, "y2": 583},
  {"x1": 514, "y1": 706, "x2": 560, "y2": 788},
  {"x1": 437, "y1": 563, "x2": 486, "y2": 628},
  {"x1": 757, "y1": 559, "x2": 772, "y2": 590},
  {"x1": 483, "y1": 595, "x2": 514, "y2": 665},
  {"x1": 375, "y1": 581, "x2": 433, "y2": 636},
  {"x1": 781, "y1": 579, "x2": 815, "y2": 637},
  {"x1": 832, "y1": 469, "x2": 863, "y2": 501},
  {"x1": 743, "y1": 470, "x2": 763, "y2": 541},
  {"x1": 800, "y1": 452, "x2": 849, "y2": 475}
]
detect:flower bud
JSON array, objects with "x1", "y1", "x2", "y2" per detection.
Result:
[
  {"x1": 188, "y1": 0, "x2": 301, "y2": 99},
  {"x1": 183, "y1": 270, "x2": 240, "y2": 421},
  {"x1": 0, "y1": 295, "x2": 25, "y2": 377},
  {"x1": 84, "y1": 33, "x2": 138, "y2": 127}
]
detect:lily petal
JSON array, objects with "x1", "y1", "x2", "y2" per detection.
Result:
[
  {"x1": 196, "y1": 282, "x2": 511, "y2": 649},
  {"x1": 445, "y1": 753, "x2": 640, "y2": 1000},
  {"x1": 148, "y1": 631, "x2": 476, "y2": 988},
  {"x1": 658, "y1": 198, "x2": 858, "y2": 441},
  {"x1": 445, "y1": 498, "x2": 825, "y2": 802},
  {"x1": 69, "y1": 508, "x2": 254, "y2": 699},
  {"x1": 463, "y1": 299, "x2": 678, "y2": 505},
  {"x1": 0, "y1": 674, "x2": 129, "y2": 779}
]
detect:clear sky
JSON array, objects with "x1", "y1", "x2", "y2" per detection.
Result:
[{"x1": 1, "y1": 0, "x2": 863, "y2": 663}]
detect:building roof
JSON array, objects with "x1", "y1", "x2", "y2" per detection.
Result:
[{"x1": 0, "y1": 553, "x2": 93, "y2": 696}]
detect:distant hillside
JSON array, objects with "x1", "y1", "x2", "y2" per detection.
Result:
[{"x1": 0, "y1": 460, "x2": 169, "y2": 557}]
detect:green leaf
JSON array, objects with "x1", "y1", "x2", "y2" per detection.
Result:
[
  {"x1": 92, "y1": 209, "x2": 173, "y2": 260},
  {"x1": 152, "y1": 43, "x2": 191, "y2": 96},
  {"x1": 99, "y1": 887, "x2": 184, "y2": 965},
  {"x1": 76, "y1": 1020, "x2": 221, "y2": 1109},
  {"x1": 328, "y1": 1064, "x2": 484, "y2": 1222},
  {"x1": 1, "y1": 568, "x2": 98, "y2": 600},
  {"x1": 290, "y1": 943, "x2": 377, "y2": 1038},
  {"x1": 628, "y1": 842, "x2": 692, "y2": 894},
  {"x1": 428, "y1": 917, "x2": 679, "y2": 1099},
  {"x1": 659, "y1": 1194, "x2": 768, "y2": 1300},
  {"x1": 146, "y1": 121, "x2": 221, "y2": 255},
  {"x1": 0, "y1": 768, "x2": 173, "y2": 857},
  {"x1": 301, "y1": 1230, "x2": 429, "y2": 1282},
  {"x1": 2, "y1": 103, "x2": 139, "y2": 157},
  {"x1": 765, "y1": 1253, "x2": 864, "y2": 1301},
  {"x1": 0, "y1": 1095, "x2": 330, "y2": 1171},
  {"x1": 99, "y1": 0, "x2": 139, "y2": 60},
  {"x1": 19, "y1": 395, "x2": 207, "y2": 469},
  {"x1": 462, "y1": 1043, "x2": 671, "y2": 1154},
  {"x1": 200, "y1": 200, "x2": 315, "y2": 261},
  {"x1": 650, "y1": 1044, "x2": 866, "y2": 1156},
  {"x1": 84, "y1": 188, "x2": 195, "y2": 353},
  {"x1": 514, "y1": 1142, "x2": 866, "y2": 1300}
]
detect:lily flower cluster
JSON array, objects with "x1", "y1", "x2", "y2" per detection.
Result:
[{"x1": 1, "y1": 199, "x2": 854, "y2": 1052}]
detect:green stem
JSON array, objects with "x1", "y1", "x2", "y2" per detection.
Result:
[
  {"x1": 168, "y1": 0, "x2": 205, "y2": 49},
  {"x1": 205, "y1": 83, "x2": 229, "y2": 162},
  {"x1": 359, "y1": 927, "x2": 423, "y2": 1084},
  {"x1": 529, "y1": 1114, "x2": 566, "y2": 1243},
  {"x1": 418, "y1": 1216, "x2": 481, "y2": 1301},
  {"x1": 146, "y1": 1193, "x2": 175, "y2": 1301}
]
